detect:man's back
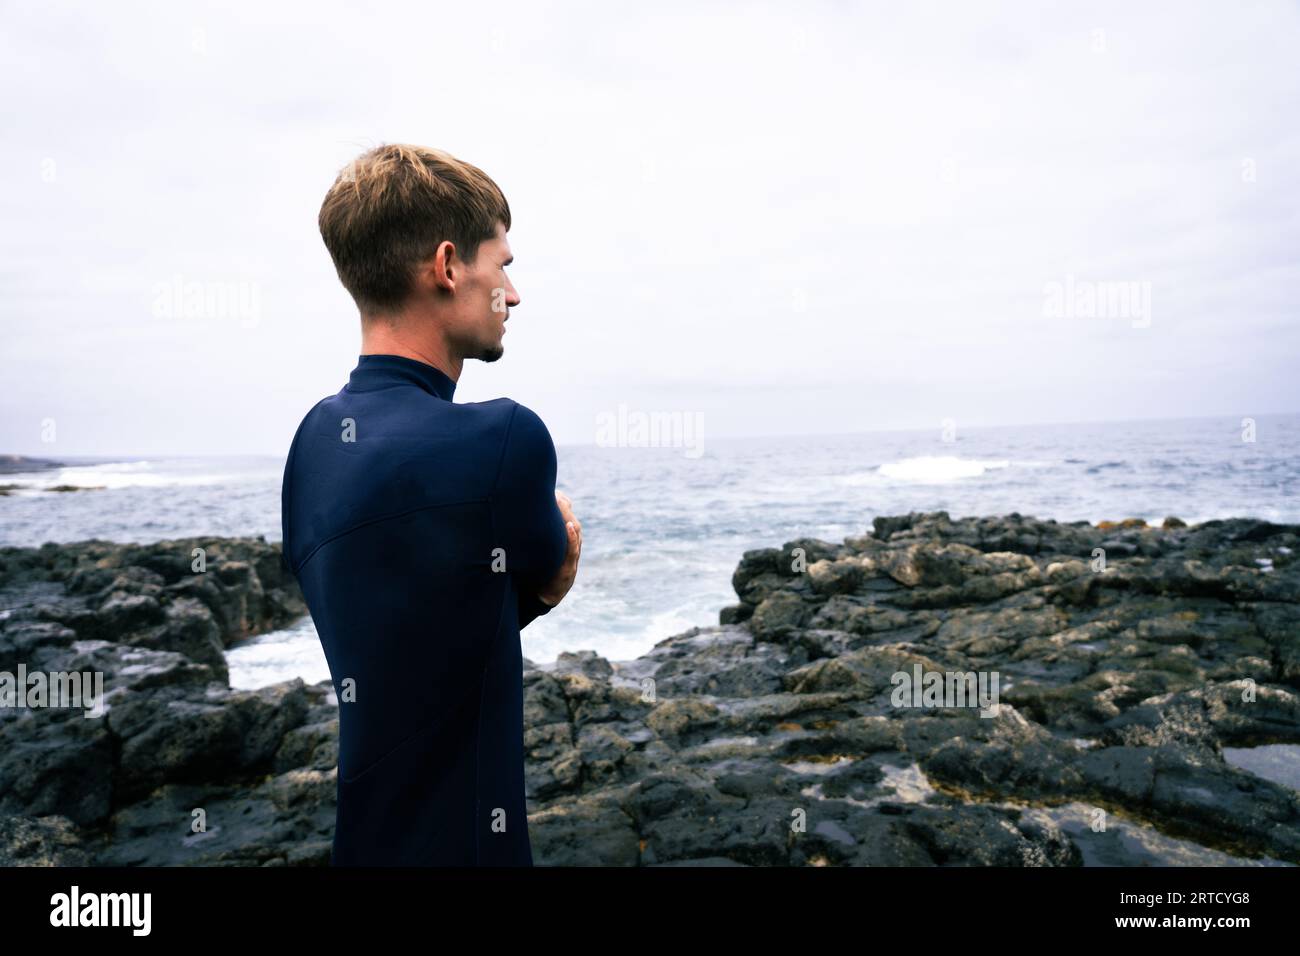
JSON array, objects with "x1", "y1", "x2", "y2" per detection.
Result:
[{"x1": 280, "y1": 353, "x2": 568, "y2": 865}]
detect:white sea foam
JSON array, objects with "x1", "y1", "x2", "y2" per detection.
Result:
[
  {"x1": 837, "y1": 455, "x2": 1008, "y2": 486},
  {"x1": 226, "y1": 616, "x2": 328, "y2": 691},
  {"x1": 16, "y1": 460, "x2": 270, "y2": 491},
  {"x1": 643, "y1": 606, "x2": 702, "y2": 643}
]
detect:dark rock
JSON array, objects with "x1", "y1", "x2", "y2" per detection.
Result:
[{"x1": 5, "y1": 514, "x2": 1300, "y2": 866}]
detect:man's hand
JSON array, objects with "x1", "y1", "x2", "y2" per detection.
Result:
[{"x1": 537, "y1": 491, "x2": 581, "y2": 607}]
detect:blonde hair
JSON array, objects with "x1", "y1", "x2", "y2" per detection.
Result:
[{"x1": 318, "y1": 144, "x2": 511, "y2": 314}]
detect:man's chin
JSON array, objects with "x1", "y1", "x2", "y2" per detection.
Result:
[{"x1": 477, "y1": 344, "x2": 504, "y2": 363}]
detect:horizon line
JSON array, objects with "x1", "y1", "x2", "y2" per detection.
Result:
[{"x1": 3, "y1": 407, "x2": 1297, "y2": 460}]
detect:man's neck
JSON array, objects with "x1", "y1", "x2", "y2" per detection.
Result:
[{"x1": 360, "y1": 319, "x2": 462, "y2": 382}]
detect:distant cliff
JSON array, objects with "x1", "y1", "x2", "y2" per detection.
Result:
[{"x1": 0, "y1": 455, "x2": 63, "y2": 475}]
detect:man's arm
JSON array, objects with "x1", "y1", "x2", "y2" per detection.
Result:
[
  {"x1": 492, "y1": 403, "x2": 570, "y2": 629},
  {"x1": 517, "y1": 491, "x2": 582, "y2": 628}
]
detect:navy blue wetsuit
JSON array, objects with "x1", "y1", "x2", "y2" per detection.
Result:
[{"x1": 280, "y1": 353, "x2": 569, "y2": 866}]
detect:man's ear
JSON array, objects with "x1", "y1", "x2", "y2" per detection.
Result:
[{"x1": 422, "y1": 240, "x2": 458, "y2": 294}]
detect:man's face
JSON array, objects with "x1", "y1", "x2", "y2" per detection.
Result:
[{"x1": 448, "y1": 221, "x2": 519, "y2": 363}]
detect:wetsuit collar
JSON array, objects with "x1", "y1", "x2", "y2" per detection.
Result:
[{"x1": 349, "y1": 353, "x2": 457, "y2": 402}]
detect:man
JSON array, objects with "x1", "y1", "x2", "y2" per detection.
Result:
[{"x1": 280, "y1": 144, "x2": 581, "y2": 866}]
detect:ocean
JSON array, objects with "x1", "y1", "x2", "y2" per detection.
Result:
[{"x1": 2, "y1": 413, "x2": 1297, "y2": 690}]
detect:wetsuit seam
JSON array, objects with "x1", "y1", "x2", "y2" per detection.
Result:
[
  {"x1": 338, "y1": 679, "x2": 479, "y2": 784},
  {"x1": 293, "y1": 498, "x2": 489, "y2": 573},
  {"x1": 489, "y1": 401, "x2": 521, "y2": 500}
]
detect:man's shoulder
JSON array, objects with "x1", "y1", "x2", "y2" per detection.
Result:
[
  {"x1": 490, "y1": 400, "x2": 558, "y2": 499},
  {"x1": 450, "y1": 396, "x2": 553, "y2": 450},
  {"x1": 284, "y1": 395, "x2": 332, "y2": 459},
  {"x1": 283, "y1": 390, "x2": 553, "y2": 489},
  {"x1": 493, "y1": 398, "x2": 551, "y2": 439},
  {"x1": 497, "y1": 399, "x2": 556, "y2": 457}
]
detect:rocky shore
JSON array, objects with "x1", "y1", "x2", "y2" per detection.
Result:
[{"x1": 2, "y1": 512, "x2": 1298, "y2": 866}]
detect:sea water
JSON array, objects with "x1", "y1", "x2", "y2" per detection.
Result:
[{"x1": 2, "y1": 414, "x2": 1296, "y2": 688}]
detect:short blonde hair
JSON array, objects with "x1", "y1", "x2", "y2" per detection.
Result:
[{"x1": 318, "y1": 144, "x2": 511, "y2": 313}]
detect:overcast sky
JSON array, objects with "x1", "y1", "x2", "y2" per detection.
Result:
[{"x1": 2, "y1": 0, "x2": 1297, "y2": 456}]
